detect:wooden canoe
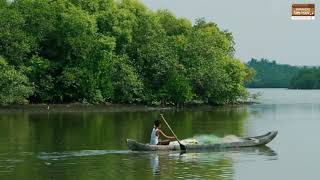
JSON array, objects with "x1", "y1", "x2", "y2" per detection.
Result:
[{"x1": 127, "y1": 131, "x2": 278, "y2": 151}]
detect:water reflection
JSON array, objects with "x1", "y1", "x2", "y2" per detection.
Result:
[
  {"x1": 0, "y1": 106, "x2": 250, "y2": 153},
  {"x1": 0, "y1": 106, "x2": 253, "y2": 179},
  {"x1": 148, "y1": 146, "x2": 276, "y2": 179},
  {"x1": 33, "y1": 145, "x2": 276, "y2": 179},
  {"x1": 150, "y1": 153, "x2": 160, "y2": 176},
  {"x1": 2, "y1": 89, "x2": 320, "y2": 179}
]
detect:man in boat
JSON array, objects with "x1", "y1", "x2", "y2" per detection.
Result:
[{"x1": 150, "y1": 119, "x2": 176, "y2": 145}]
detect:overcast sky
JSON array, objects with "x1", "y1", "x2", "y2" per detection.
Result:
[{"x1": 141, "y1": 0, "x2": 320, "y2": 66}]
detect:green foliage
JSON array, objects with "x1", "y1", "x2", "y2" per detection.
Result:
[
  {"x1": 59, "y1": 67, "x2": 105, "y2": 103},
  {"x1": 160, "y1": 70, "x2": 193, "y2": 105},
  {"x1": 289, "y1": 68, "x2": 320, "y2": 89},
  {"x1": 0, "y1": 57, "x2": 34, "y2": 104},
  {"x1": 0, "y1": 0, "x2": 7, "y2": 8},
  {"x1": 26, "y1": 56, "x2": 54, "y2": 102},
  {"x1": 156, "y1": 10, "x2": 192, "y2": 37},
  {"x1": 11, "y1": 0, "x2": 57, "y2": 42},
  {"x1": 0, "y1": 7, "x2": 35, "y2": 65},
  {"x1": 0, "y1": 0, "x2": 251, "y2": 105},
  {"x1": 107, "y1": 56, "x2": 143, "y2": 103},
  {"x1": 175, "y1": 19, "x2": 248, "y2": 104},
  {"x1": 246, "y1": 58, "x2": 300, "y2": 88},
  {"x1": 247, "y1": 58, "x2": 320, "y2": 90},
  {"x1": 221, "y1": 57, "x2": 251, "y2": 103}
]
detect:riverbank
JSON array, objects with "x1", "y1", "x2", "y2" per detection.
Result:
[{"x1": 0, "y1": 102, "x2": 255, "y2": 112}]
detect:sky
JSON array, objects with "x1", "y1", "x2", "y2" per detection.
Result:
[{"x1": 141, "y1": 0, "x2": 320, "y2": 66}]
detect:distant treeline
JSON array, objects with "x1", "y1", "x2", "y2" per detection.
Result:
[
  {"x1": 289, "y1": 68, "x2": 320, "y2": 89},
  {"x1": 0, "y1": 0, "x2": 253, "y2": 105},
  {"x1": 246, "y1": 58, "x2": 320, "y2": 89}
]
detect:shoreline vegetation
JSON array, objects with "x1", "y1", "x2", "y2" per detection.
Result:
[
  {"x1": 0, "y1": 0, "x2": 254, "y2": 106},
  {"x1": 247, "y1": 58, "x2": 320, "y2": 89},
  {"x1": 0, "y1": 102, "x2": 257, "y2": 112}
]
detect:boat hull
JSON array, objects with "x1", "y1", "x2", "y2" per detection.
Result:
[{"x1": 127, "y1": 131, "x2": 278, "y2": 151}]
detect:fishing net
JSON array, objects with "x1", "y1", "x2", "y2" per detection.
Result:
[{"x1": 170, "y1": 134, "x2": 241, "y2": 145}]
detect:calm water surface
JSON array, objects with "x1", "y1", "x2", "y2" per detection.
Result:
[{"x1": 0, "y1": 89, "x2": 320, "y2": 180}]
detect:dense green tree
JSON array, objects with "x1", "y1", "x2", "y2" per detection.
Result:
[
  {"x1": 247, "y1": 58, "x2": 320, "y2": 89},
  {"x1": 11, "y1": 0, "x2": 57, "y2": 43},
  {"x1": 0, "y1": 0, "x2": 252, "y2": 105},
  {"x1": 246, "y1": 58, "x2": 300, "y2": 88},
  {"x1": 106, "y1": 56, "x2": 143, "y2": 103},
  {"x1": 289, "y1": 68, "x2": 320, "y2": 89},
  {"x1": 156, "y1": 10, "x2": 192, "y2": 37},
  {"x1": 0, "y1": 57, "x2": 34, "y2": 104},
  {"x1": 95, "y1": 0, "x2": 134, "y2": 54},
  {"x1": 0, "y1": 0, "x2": 7, "y2": 8},
  {"x1": 176, "y1": 19, "x2": 247, "y2": 104},
  {"x1": 159, "y1": 70, "x2": 193, "y2": 105},
  {"x1": 25, "y1": 56, "x2": 54, "y2": 102},
  {"x1": 0, "y1": 7, "x2": 35, "y2": 65}
]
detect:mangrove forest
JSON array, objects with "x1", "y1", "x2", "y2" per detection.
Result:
[{"x1": 0, "y1": 0, "x2": 253, "y2": 105}]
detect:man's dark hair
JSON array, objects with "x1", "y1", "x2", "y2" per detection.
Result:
[{"x1": 154, "y1": 119, "x2": 161, "y2": 127}]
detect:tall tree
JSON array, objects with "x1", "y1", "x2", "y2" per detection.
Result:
[
  {"x1": 0, "y1": 0, "x2": 252, "y2": 105},
  {"x1": 0, "y1": 57, "x2": 34, "y2": 104}
]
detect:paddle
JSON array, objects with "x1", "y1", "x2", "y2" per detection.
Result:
[{"x1": 160, "y1": 114, "x2": 186, "y2": 151}]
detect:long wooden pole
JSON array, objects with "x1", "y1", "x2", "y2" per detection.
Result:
[{"x1": 160, "y1": 114, "x2": 186, "y2": 151}]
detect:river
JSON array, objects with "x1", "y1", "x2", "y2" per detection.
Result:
[{"x1": 0, "y1": 88, "x2": 319, "y2": 180}]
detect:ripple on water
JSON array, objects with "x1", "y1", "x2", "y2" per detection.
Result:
[{"x1": 37, "y1": 150, "x2": 131, "y2": 160}]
